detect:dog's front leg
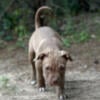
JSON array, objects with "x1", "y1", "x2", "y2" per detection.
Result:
[
  {"x1": 56, "y1": 80, "x2": 66, "y2": 100},
  {"x1": 35, "y1": 61, "x2": 45, "y2": 92},
  {"x1": 28, "y1": 49, "x2": 36, "y2": 85}
]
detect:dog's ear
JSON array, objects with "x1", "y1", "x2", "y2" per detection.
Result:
[
  {"x1": 60, "y1": 51, "x2": 73, "y2": 61},
  {"x1": 35, "y1": 53, "x2": 48, "y2": 61}
]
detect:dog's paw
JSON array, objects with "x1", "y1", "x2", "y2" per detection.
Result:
[
  {"x1": 39, "y1": 87, "x2": 46, "y2": 92},
  {"x1": 31, "y1": 80, "x2": 36, "y2": 85},
  {"x1": 59, "y1": 95, "x2": 66, "y2": 100}
]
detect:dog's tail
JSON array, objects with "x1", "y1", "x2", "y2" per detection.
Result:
[{"x1": 35, "y1": 6, "x2": 52, "y2": 29}]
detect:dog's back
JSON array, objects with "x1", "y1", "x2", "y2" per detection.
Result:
[
  {"x1": 30, "y1": 6, "x2": 63, "y2": 53},
  {"x1": 30, "y1": 26, "x2": 63, "y2": 53}
]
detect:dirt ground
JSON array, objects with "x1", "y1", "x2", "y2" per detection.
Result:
[{"x1": 0, "y1": 39, "x2": 100, "y2": 100}]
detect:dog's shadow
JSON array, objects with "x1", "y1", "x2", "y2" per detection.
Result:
[{"x1": 65, "y1": 80, "x2": 100, "y2": 99}]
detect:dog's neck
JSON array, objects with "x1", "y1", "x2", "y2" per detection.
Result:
[{"x1": 36, "y1": 38, "x2": 63, "y2": 54}]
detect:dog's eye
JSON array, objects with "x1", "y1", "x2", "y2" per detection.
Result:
[
  {"x1": 45, "y1": 66, "x2": 51, "y2": 71},
  {"x1": 59, "y1": 64, "x2": 65, "y2": 71}
]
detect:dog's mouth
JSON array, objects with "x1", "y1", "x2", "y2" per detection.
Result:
[
  {"x1": 46, "y1": 80, "x2": 59, "y2": 86},
  {"x1": 50, "y1": 83, "x2": 58, "y2": 86}
]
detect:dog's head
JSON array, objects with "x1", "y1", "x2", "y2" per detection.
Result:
[{"x1": 35, "y1": 50, "x2": 72, "y2": 86}]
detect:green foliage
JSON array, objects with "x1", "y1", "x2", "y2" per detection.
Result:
[
  {"x1": 63, "y1": 31, "x2": 90, "y2": 47},
  {"x1": 63, "y1": 18, "x2": 76, "y2": 35},
  {"x1": 0, "y1": 6, "x2": 30, "y2": 47},
  {"x1": 96, "y1": 33, "x2": 100, "y2": 41},
  {"x1": 0, "y1": 9, "x2": 21, "y2": 40},
  {"x1": 15, "y1": 25, "x2": 28, "y2": 48},
  {"x1": 63, "y1": 38, "x2": 71, "y2": 47},
  {"x1": 66, "y1": 0, "x2": 80, "y2": 14},
  {"x1": 49, "y1": 0, "x2": 81, "y2": 15},
  {"x1": 0, "y1": 0, "x2": 99, "y2": 48},
  {"x1": 72, "y1": 31, "x2": 90, "y2": 43}
]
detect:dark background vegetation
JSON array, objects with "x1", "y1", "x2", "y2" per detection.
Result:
[{"x1": 0, "y1": 0, "x2": 100, "y2": 48}]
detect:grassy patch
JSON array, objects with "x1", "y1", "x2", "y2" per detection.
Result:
[
  {"x1": 0, "y1": 75, "x2": 18, "y2": 95},
  {"x1": 0, "y1": 75, "x2": 9, "y2": 88}
]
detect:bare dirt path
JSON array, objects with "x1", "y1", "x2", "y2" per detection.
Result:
[{"x1": 0, "y1": 40, "x2": 100, "y2": 100}]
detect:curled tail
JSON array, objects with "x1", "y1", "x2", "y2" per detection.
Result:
[{"x1": 35, "y1": 6, "x2": 52, "y2": 29}]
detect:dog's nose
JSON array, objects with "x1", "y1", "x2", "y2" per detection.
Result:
[{"x1": 52, "y1": 78, "x2": 58, "y2": 85}]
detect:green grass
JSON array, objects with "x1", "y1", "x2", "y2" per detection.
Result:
[
  {"x1": 0, "y1": 75, "x2": 18, "y2": 95},
  {"x1": 0, "y1": 75, "x2": 9, "y2": 88}
]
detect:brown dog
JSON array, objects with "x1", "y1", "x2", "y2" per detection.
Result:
[{"x1": 28, "y1": 6, "x2": 72, "y2": 100}]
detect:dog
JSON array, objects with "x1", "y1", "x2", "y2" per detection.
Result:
[{"x1": 28, "y1": 6, "x2": 72, "y2": 100}]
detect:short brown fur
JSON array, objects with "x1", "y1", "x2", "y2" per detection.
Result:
[{"x1": 28, "y1": 6, "x2": 72, "y2": 100}]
